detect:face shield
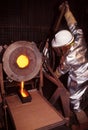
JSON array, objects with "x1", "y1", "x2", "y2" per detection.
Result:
[{"x1": 53, "y1": 42, "x2": 73, "y2": 56}]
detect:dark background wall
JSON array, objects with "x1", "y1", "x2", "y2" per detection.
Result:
[{"x1": 0, "y1": 0, "x2": 88, "y2": 45}]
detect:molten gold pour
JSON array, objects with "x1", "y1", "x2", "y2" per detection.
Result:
[{"x1": 20, "y1": 81, "x2": 29, "y2": 97}]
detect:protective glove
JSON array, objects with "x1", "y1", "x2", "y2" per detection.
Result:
[
  {"x1": 59, "y1": 1, "x2": 77, "y2": 26},
  {"x1": 64, "y1": 2, "x2": 77, "y2": 26},
  {"x1": 54, "y1": 69, "x2": 61, "y2": 78}
]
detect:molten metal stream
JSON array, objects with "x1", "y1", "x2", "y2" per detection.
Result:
[{"x1": 20, "y1": 81, "x2": 28, "y2": 97}]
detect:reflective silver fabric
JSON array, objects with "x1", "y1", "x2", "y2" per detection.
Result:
[{"x1": 58, "y1": 24, "x2": 88, "y2": 111}]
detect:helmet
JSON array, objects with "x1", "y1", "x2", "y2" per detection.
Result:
[{"x1": 52, "y1": 30, "x2": 74, "y2": 47}]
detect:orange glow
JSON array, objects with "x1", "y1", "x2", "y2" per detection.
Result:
[
  {"x1": 16, "y1": 54, "x2": 29, "y2": 68},
  {"x1": 20, "y1": 81, "x2": 28, "y2": 97}
]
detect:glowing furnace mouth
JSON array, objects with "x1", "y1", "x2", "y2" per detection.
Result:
[{"x1": 16, "y1": 54, "x2": 29, "y2": 69}]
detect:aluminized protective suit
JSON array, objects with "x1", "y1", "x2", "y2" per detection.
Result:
[
  {"x1": 58, "y1": 23, "x2": 88, "y2": 112},
  {"x1": 53, "y1": 2, "x2": 88, "y2": 112}
]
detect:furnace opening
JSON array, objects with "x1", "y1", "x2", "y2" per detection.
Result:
[{"x1": 16, "y1": 54, "x2": 29, "y2": 68}]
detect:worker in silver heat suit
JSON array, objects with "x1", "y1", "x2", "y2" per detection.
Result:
[{"x1": 52, "y1": 2, "x2": 88, "y2": 124}]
